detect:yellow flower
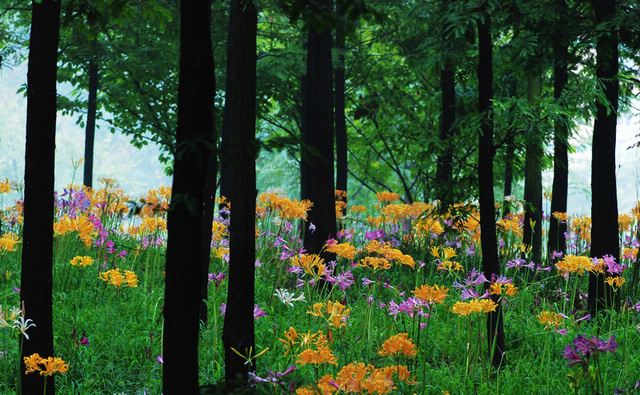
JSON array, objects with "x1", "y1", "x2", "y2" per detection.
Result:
[
  {"x1": 350, "y1": 205, "x2": 367, "y2": 213},
  {"x1": 555, "y1": 255, "x2": 594, "y2": 277},
  {"x1": 413, "y1": 284, "x2": 448, "y2": 305},
  {"x1": 605, "y1": 276, "x2": 625, "y2": 289},
  {"x1": 378, "y1": 333, "x2": 418, "y2": 358},
  {"x1": 0, "y1": 233, "x2": 21, "y2": 251},
  {"x1": 376, "y1": 191, "x2": 400, "y2": 203},
  {"x1": 325, "y1": 241, "x2": 356, "y2": 260},
  {"x1": 100, "y1": 268, "x2": 138, "y2": 289},
  {"x1": 296, "y1": 345, "x2": 337, "y2": 366},
  {"x1": 357, "y1": 256, "x2": 392, "y2": 271},
  {"x1": 536, "y1": 311, "x2": 565, "y2": 331},
  {"x1": 0, "y1": 178, "x2": 11, "y2": 194},
  {"x1": 290, "y1": 254, "x2": 325, "y2": 276},
  {"x1": 307, "y1": 301, "x2": 351, "y2": 328},
  {"x1": 490, "y1": 283, "x2": 518, "y2": 297},
  {"x1": 124, "y1": 270, "x2": 139, "y2": 287},
  {"x1": 451, "y1": 298, "x2": 497, "y2": 316},
  {"x1": 69, "y1": 256, "x2": 94, "y2": 267},
  {"x1": 23, "y1": 354, "x2": 68, "y2": 376}
]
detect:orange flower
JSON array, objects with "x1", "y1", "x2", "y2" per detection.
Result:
[
  {"x1": 536, "y1": 311, "x2": 565, "y2": 331},
  {"x1": 378, "y1": 333, "x2": 418, "y2": 358},
  {"x1": 413, "y1": 284, "x2": 448, "y2": 305},
  {"x1": 376, "y1": 191, "x2": 400, "y2": 203}
]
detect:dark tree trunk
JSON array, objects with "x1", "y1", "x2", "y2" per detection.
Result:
[
  {"x1": 163, "y1": 0, "x2": 216, "y2": 392},
  {"x1": 219, "y1": 25, "x2": 233, "y2": 207},
  {"x1": 477, "y1": 14, "x2": 506, "y2": 368},
  {"x1": 522, "y1": 72, "x2": 543, "y2": 265},
  {"x1": 222, "y1": 0, "x2": 257, "y2": 387},
  {"x1": 334, "y1": 9, "x2": 348, "y2": 200},
  {"x1": 588, "y1": 0, "x2": 619, "y2": 314},
  {"x1": 435, "y1": 0, "x2": 456, "y2": 209},
  {"x1": 301, "y1": 0, "x2": 337, "y2": 256},
  {"x1": 83, "y1": 60, "x2": 98, "y2": 188},
  {"x1": 548, "y1": 34, "x2": 569, "y2": 260},
  {"x1": 435, "y1": 57, "x2": 456, "y2": 208},
  {"x1": 20, "y1": 0, "x2": 60, "y2": 393},
  {"x1": 502, "y1": 80, "x2": 516, "y2": 218}
]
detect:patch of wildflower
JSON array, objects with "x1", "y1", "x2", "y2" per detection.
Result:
[
  {"x1": 99, "y1": 268, "x2": 138, "y2": 289},
  {"x1": 378, "y1": 333, "x2": 418, "y2": 358},
  {"x1": 556, "y1": 254, "x2": 595, "y2": 277},
  {"x1": 24, "y1": 353, "x2": 69, "y2": 376},
  {"x1": 0, "y1": 233, "x2": 20, "y2": 252},
  {"x1": 69, "y1": 255, "x2": 94, "y2": 267},
  {"x1": 605, "y1": 276, "x2": 625, "y2": 289},
  {"x1": 307, "y1": 300, "x2": 351, "y2": 328},
  {"x1": 489, "y1": 275, "x2": 518, "y2": 297},
  {"x1": 431, "y1": 246, "x2": 464, "y2": 272},
  {"x1": 451, "y1": 298, "x2": 498, "y2": 316},
  {"x1": 376, "y1": 191, "x2": 400, "y2": 203},
  {"x1": 537, "y1": 311, "x2": 566, "y2": 332},
  {"x1": 54, "y1": 214, "x2": 98, "y2": 247},
  {"x1": 290, "y1": 253, "x2": 326, "y2": 278},
  {"x1": 325, "y1": 239, "x2": 356, "y2": 260},
  {"x1": 413, "y1": 284, "x2": 448, "y2": 306}
]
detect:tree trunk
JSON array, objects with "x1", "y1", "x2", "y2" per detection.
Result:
[
  {"x1": 163, "y1": 0, "x2": 216, "y2": 392},
  {"x1": 20, "y1": 0, "x2": 61, "y2": 393},
  {"x1": 548, "y1": 34, "x2": 569, "y2": 260},
  {"x1": 435, "y1": 56, "x2": 456, "y2": 208},
  {"x1": 588, "y1": 0, "x2": 619, "y2": 314},
  {"x1": 477, "y1": 13, "x2": 506, "y2": 368},
  {"x1": 334, "y1": 9, "x2": 348, "y2": 202},
  {"x1": 222, "y1": 0, "x2": 258, "y2": 387},
  {"x1": 83, "y1": 60, "x2": 98, "y2": 188},
  {"x1": 522, "y1": 71, "x2": 543, "y2": 265},
  {"x1": 301, "y1": 0, "x2": 337, "y2": 256}
]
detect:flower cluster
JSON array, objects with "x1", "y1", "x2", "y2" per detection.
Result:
[
  {"x1": 563, "y1": 334, "x2": 618, "y2": 367},
  {"x1": 308, "y1": 300, "x2": 351, "y2": 328},
  {"x1": 69, "y1": 255, "x2": 94, "y2": 267},
  {"x1": 24, "y1": 353, "x2": 69, "y2": 376},
  {"x1": 378, "y1": 333, "x2": 418, "y2": 358},
  {"x1": 451, "y1": 298, "x2": 498, "y2": 316},
  {"x1": 99, "y1": 268, "x2": 139, "y2": 289},
  {"x1": 0, "y1": 233, "x2": 20, "y2": 252}
]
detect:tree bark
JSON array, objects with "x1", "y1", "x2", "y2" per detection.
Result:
[
  {"x1": 548, "y1": 33, "x2": 569, "y2": 260},
  {"x1": 588, "y1": 0, "x2": 619, "y2": 314},
  {"x1": 522, "y1": 71, "x2": 543, "y2": 265},
  {"x1": 334, "y1": 6, "x2": 348, "y2": 201},
  {"x1": 83, "y1": 60, "x2": 98, "y2": 188},
  {"x1": 20, "y1": 0, "x2": 61, "y2": 393},
  {"x1": 222, "y1": 0, "x2": 258, "y2": 387},
  {"x1": 163, "y1": 0, "x2": 216, "y2": 392},
  {"x1": 477, "y1": 13, "x2": 506, "y2": 368},
  {"x1": 301, "y1": 0, "x2": 337, "y2": 256},
  {"x1": 435, "y1": 56, "x2": 456, "y2": 208}
]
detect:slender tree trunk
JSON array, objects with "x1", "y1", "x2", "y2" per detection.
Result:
[
  {"x1": 83, "y1": 60, "x2": 98, "y2": 188},
  {"x1": 588, "y1": 0, "x2": 619, "y2": 314},
  {"x1": 548, "y1": 35, "x2": 569, "y2": 260},
  {"x1": 477, "y1": 13, "x2": 506, "y2": 368},
  {"x1": 334, "y1": 11, "x2": 348, "y2": 202},
  {"x1": 301, "y1": 0, "x2": 337, "y2": 256},
  {"x1": 502, "y1": 80, "x2": 516, "y2": 218},
  {"x1": 435, "y1": 56, "x2": 456, "y2": 208},
  {"x1": 222, "y1": 0, "x2": 258, "y2": 387},
  {"x1": 163, "y1": 0, "x2": 216, "y2": 392},
  {"x1": 522, "y1": 71, "x2": 543, "y2": 264},
  {"x1": 20, "y1": 0, "x2": 60, "y2": 393},
  {"x1": 219, "y1": 25, "x2": 233, "y2": 207}
]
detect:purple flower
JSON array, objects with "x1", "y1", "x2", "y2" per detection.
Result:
[
  {"x1": 573, "y1": 334, "x2": 618, "y2": 357},
  {"x1": 361, "y1": 277, "x2": 375, "y2": 287},
  {"x1": 562, "y1": 345, "x2": 587, "y2": 367},
  {"x1": 156, "y1": 355, "x2": 164, "y2": 364},
  {"x1": 308, "y1": 222, "x2": 316, "y2": 233},
  {"x1": 254, "y1": 305, "x2": 267, "y2": 319}
]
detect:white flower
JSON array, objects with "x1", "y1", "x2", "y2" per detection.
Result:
[
  {"x1": 273, "y1": 288, "x2": 306, "y2": 306},
  {"x1": 13, "y1": 317, "x2": 36, "y2": 340}
]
